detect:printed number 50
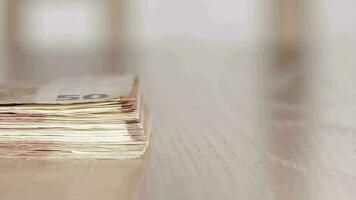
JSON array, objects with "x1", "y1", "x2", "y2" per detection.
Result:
[{"x1": 56, "y1": 94, "x2": 108, "y2": 101}]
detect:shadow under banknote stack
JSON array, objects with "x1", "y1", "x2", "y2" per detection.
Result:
[{"x1": 0, "y1": 74, "x2": 150, "y2": 159}]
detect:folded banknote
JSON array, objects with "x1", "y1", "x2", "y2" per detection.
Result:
[{"x1": 0, "y1": 74, "x2": 150, "y2": 159}]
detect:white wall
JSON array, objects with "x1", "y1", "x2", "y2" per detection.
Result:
[
  {"x1": 123, "y1": 0, "x2": 271, "y2": 47},
  {"x1": 313, "y1": 0, "x2": 356, "y2": 127},
  {"x1": 3, "y1": 0, "x2": 115, "y2": 79},
  {"x1": 120, "y1": 0, "x2": 272, "y2": 81},
  {"x1": 0, "y1": 0, "x2": 271, "y2": 80},
  {"x1": 19, "y1": 0, "x2": 111, "y2": 52}
]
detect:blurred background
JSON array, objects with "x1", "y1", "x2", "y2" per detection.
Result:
[
  {"x1": 0, "y1": 0, "x2": 272, "y2": 81},
  {"x1": 1, "y1": 0, "x2": 356, "y2": 200}
]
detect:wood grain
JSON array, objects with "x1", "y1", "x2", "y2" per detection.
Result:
[
  {"x1": 1, "y1": 0, "x2": 356, "y2": 199},
  {"x1": 0, "y1": 40, "x2": 356, "y2": 200}
]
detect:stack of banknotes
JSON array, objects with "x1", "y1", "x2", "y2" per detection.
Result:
[{"x1": 0, "y1": 74, "x2": 150, "y2": 159}]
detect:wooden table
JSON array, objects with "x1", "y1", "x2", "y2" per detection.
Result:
[{"x1": 0, "y1": 40, "x2": 355, "y2": 200}]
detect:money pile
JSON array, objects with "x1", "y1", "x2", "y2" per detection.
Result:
[{"x1": 0, "y1": 74, "x2": 150, "y2": 159}]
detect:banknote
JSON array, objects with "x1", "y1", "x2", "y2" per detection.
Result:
[
  {"x1": 0, "y1": 74, "x2": 150, "y2": 159},
  {"x1": 0, "y1": 74, "x2": 136, "y2": 104}
]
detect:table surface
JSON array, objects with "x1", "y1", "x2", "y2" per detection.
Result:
[{"x1": 0, "y1": 41, "x2": 355, "y2": 200}]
